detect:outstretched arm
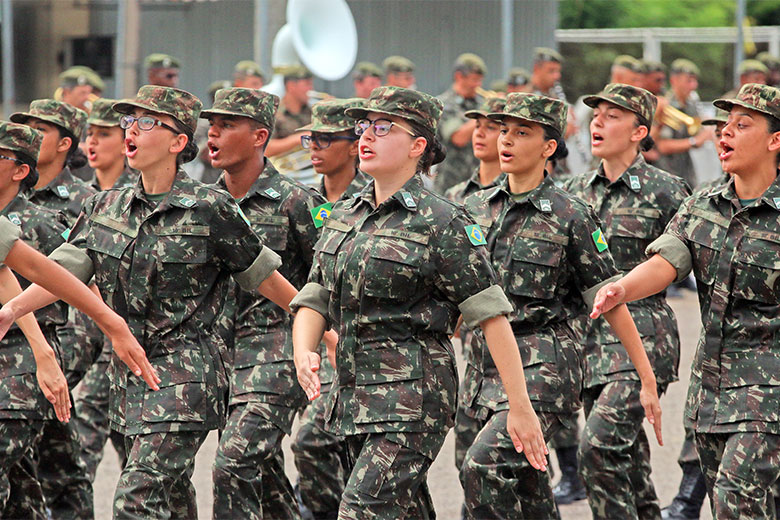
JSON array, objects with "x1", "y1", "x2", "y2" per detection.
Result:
[{"x1": 591, "y1": 254, "x2": 677, "y2": 318}]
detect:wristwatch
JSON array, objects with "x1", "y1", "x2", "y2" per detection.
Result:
[{"x1": 688, "y1": 136, "x2": 698, "y2": 149}]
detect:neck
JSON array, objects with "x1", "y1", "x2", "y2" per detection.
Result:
[
  {"x1": 372, "y1": 167, "x2": 416, "y2": 205},
  {"x1": 507, "y1": 165, "x2": 545, "y2": 194},
  {"x1": 478, "y1": 160, "x2": 502, "y2": 186},
  {"x1": 282, "y1": 94, "x2": 304, "y2": 114},
  {"x1": 95, "y1": 161, "x2": 126, "y2": 190},
  {"x1": 453, "y1": 82, "x2": 472, "y2": 99},
  {"x1": 35, "y1": 158, "x2": 67, "y2": 189},
  {"x1": 0, "y1": 185, "x2": 19, "y2": 212},
  {"x1": 601, "y1": 150, "x2": 638, "y2": 182},
  {"x1": 224, "y1": 154, "x2": 264, "y2": 200},
  {"x1": 733, "y1": 163, "x2": 778, "y2": 199},
  {"x1": 323, "y1": 166, "x2": 357, "y2": 203},
  {"x1": 673, "y1": 88, "x2": 688, "y2": 105},
  {"x1": 140, "y1": 159, "x2": 178, "y2": 195}
]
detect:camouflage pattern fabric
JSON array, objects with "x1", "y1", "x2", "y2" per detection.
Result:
[
  {"x1": 714, "y1": 82, "x2": 780, "y2": 119},
  {"x1": 273, "y1": 100, "x2": 312, "y2": 139},
  {"x1": 0, "y1": 419, "x2": 45, "y2": 519},
  {"x1": 461, "y1": 410, "x2": 565, "y2": 519},
  {"x1": 316, "y1": 169, "x2": 370, "y2": 205},
  {"x1": 655, "y1": 95, "x2": 700, "y2": 187},
  {"x1": 114, "y1": 85, "x2": 202, "y2": 134},
  {"x1": 114, "y1": 431, "x2": 208, "y2": 519},
  {"x1": 10, "y1": 99, "x2": 88, "y2": 139},
  {"x1": 382, "y1": 56, "x2": 415, "y2": 74},
  {"x1": 26, "y1": 166, "x2": 96, "y2": 226},
  {"x1": 0, "y1": 121, "x2": 43, "y2": 163},
  {"x1": 564, "y1": 153, "x2": 690, "y2": 387},
  {"x1": 87, "y1": 98, "x2": 123, "y2": 127},
  {"x1": 695, "y1": 172, "x2": 730, "y2": 196},
  {"x1": 201, "y1": 87, "x2": 279, "y2": 129},
  {"x1": 88, "y1": 164, "x2": 138, "y2": 192},
  {"x1": 678, "y1": 426, "x2": 698, "y2": 465},
  {"x1": 488, "y1": 91, "x2": 568, "y2": 136},
  {"x1": 696, "y1": 432, "x2": 780, "y2": 519},
  {"x1": 433, "y1": 87, "x2": 482, "y2": 193},
  {"x1": 579, "y1": 380, "x2": 667, "y2": 519},
  {"x1": 345, "y1": 86, "x2": 444, "y2": 135},
  {"x1": 549, "y1": 418, "x2": 580, "y2": 449},
  {"x1": 297, "y1": 97, "x2": 363, "y2": 133},
  {"x1": 213, "y1": 402, "x2": 300, "y2": 519},
  {"x1": 454, "y1": 400, "x2": 484, "y2": 471},
  {"x1": 443, "y1": 169, "x2": 506, "y2": 204},
  {"x1": 583, "y1": 83, "x2": 657, "y2": 123},
  {"x1": 340, "y1": 432, "x2": 445, "y2": 519}
]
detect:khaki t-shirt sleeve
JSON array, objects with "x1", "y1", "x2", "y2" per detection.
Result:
[
  {"x1": 0, "y1": 216, "x2": 21, "y2": 264},
  {"x1": 646, "y1": 234, "x2": 692, "y2": 283}
]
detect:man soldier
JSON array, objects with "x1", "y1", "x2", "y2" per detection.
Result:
[
  {"x1": 352, "y1": 62, "x2": 382, "y2": 98},
  {"x1": 266, "y1": 65, "x2": 313, "y2": 158},
  {"x1": 757, "y1": 51, "x2": 780, "y2": 87},
  {"x1": 506, "y1": 68, "x2": 531, "y2": 94},
  {"x1": 531, "y1": 47, "x2": 564, "y2": 99},
  {"x1": 57, "y1": 67, "x2": 102, "y2": 113},
  {"x1": 722, "y1": 59, "x2": 768, "y2": 99},
  {"x1": 144, "y1": 53, "x2": 180, "y2": 88},
  {"x1": 382, "y1": 56, "x2": 416, "y2": 89},
  {"x1": 233, "y1": 60, "x2": 266, "y2": 89},
  {"x1": 434, "y1": 52, "x2": 486, "y2": 194}
]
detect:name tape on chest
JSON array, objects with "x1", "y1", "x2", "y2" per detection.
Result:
[
  {"x1": 310, "y1": 202, "x2": 334, "y2": 228},
  {"x1": 465, "y1": 224, "x2": 487, "y2": 246},
  {"x1": 591, "y1": 228, "x2": 608, "y2": 252}
]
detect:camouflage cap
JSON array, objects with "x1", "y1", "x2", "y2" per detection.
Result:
[
  {"x1": 280, "y1": 64, "x2": 313, "y2": 81},
  {"x1": 488, "y1": 92, "x2": 568, "y2": 136},
  {"x1": 200, "y1": 87, "x2": 279, "y2": 129},
  {"x1": 10, "y1": 99, "x2": 88, "y2": 140},
  {"x1": 113, "y1": 85, "x2": 202, "y2": 135},
  {"x1": 670, "y1": 58, "x2": 700, "y2": 76},
  {"x1": 345, "y1": 86, "x2": 442, "y2": 134},
  {"x1": 702, "y1": 108, "x2": 729, "y2": 126},
  {"x1": 641, "y1": 60, "x2": 667, "y2": 74},
  {"x1": 234, "y1": 60, "x2": 265, "y2": 80},
  {"x1": 738, "y1": 59, "x2": 769, "y2": 75},
  {"x1": 297, "y1": 97, "x2": 363, "y2": 133},
  {"x1": 714, "y1": 83, "x2": 780, "y2": 121},
  {"x1": 583, "y1": 83, "x2": 657, "y2": 124},
  {"x1": 383, "y1": 56, "x2": 415, "y2": 74},
  {"x1": 507, "y1": 67, "x2": 530, "y2": 86},
  {"x1": 454, "y1": 53, "x2": 486, "y2": 75},
  {"x1": 0, "y1": 121, "x2": 42, "y2": 165},
  {"x1": 465, "y1": 96, "x2": 507, "y2": 119},
  {"x1": 353, "y1": 61, "x2": 382, "y2": 80},
  {"x1": 533, "y1": 47, "x2": 563, "y2": 64},
  {"x1": 612, "y1": 54, "x2": 642, "y2": 72},
  {"x1": 208, "y1": 80, "x2": 232, "y2": 100},
  {"x1": 144, "y1": 53, "x2": 180, "y2": 70},
  {"x1": 67, "y1": 66, "x2": 105, "y2": 91},
  {"x1": 757, "y1": 51, "x2": 780, "y2": 70},
  {"x1": 87, "y1": 98, "x2": 122, "y2": 127}
]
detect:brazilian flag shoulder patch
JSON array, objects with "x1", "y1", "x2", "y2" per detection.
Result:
[
  {"x1": 591, "y1": 228, "x2": 608, "y2": 252},
  {"x1": 310, "y1": 202, "x2": 334, "y2": 228},
  {"x1": 465, "y1": 224, "x2": 487, "y2": 246}
]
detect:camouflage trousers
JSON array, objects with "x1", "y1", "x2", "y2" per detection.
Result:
[
  {"x1": 212, "y1": 401, "x2": 300, "y2": 520},
  {"x1": 291, "y1": 387, "x2": 349, "y2": 516},
  {"x1": 460, "y1": 409, "x2": 563, "y2": 519},
  {"x1": 340, "y1": 431, "x2": 446, "y2": 519},
  {"x1": 678, "y1": 425, "x2": 698, "y2": 466},
  {"x1": 454, "y1": 400, "x2": 483, "y2": 472},
  {"x1": 114, "y1": 430, "x2": 208, "y2": 519},
  {"x1": 695, "y1": 431, "x2": 780, "y2": 519},
  {"x1": 549, "y1": 414, "x2": 580, "y2": 450},
  {"x1": 73, "y1": 339, "x2": 127, "y2": 481},
  {"x1": 0, "y1": 418, "x2": 45, "y2": 519},
  {"x1": 579, "y1": 380, "x2": 666, "y2": 520}
]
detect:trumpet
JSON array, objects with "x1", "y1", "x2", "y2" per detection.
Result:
[
  {"x1": 476, "y1": 86, "x2": 505, "y2": 99},
  {"x1": 658, "y1": 104, "x2": 701, "y2": 135},
  {"x1": 308, "y1": 90, "x2": 333, "y2": 101}
]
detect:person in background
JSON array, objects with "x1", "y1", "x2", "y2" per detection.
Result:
[
  {"x1": 266, "y1": 65, "x2": 314, "y2": 158},
  {"x1": 722, "y1": 59, "x2": 768, "y2": 99},
  {"x1": 233, "y1": 60, "x2": 265, "y2": 89},
  {"x1": 144, "y1": 53, "x2": 180, "y2": 88},
  {"x1": 757, "y1": 51, "x2": 780, "y2": 87},
  {"x1": 506, "y1": 68, "x2": 532, "y2": 94},
  {"x1": 382, "y1": 55, "x2": 416, "y2": 89},
  {"x1": 530, "y1": 47, "x2": 564, "y2": 99},
  {"x1": 352, "y1": 62, "x2": 383, "y2": 99}
]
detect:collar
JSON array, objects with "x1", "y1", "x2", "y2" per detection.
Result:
[
  {"x1": 715, "y1": 174, "x2": 780, "y2": 211},
  {"x1": 589, "y1": 153, "x2": 646, "y2": 192},
  {"x1": 492, "y1": 173, "x2": 556, "y2": 213},
  {"x1": 0, "y1": 193, "x2": 29, "y2": 224},
  {"x1": 90, "y1": 165, "x2": 138, "y2": 192},
  {"x1": 124, "y1": 167, "x2": 199, "y2": 213},
  {"x1": 354, "y1": 173, "x2": 423, "y2": 212},
  {"x1": 223, "y1": 159, "x2": 283, "y2": 202},
  {"x1": 39, "y1": 166, "x2": 77, "y2": 199}
]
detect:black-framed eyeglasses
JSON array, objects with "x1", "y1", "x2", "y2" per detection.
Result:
[
  {"x1": 119, "y1": 114, "x2": 180, "y2": 134},
  {"x1": 300, "y1": 134, "x2": 357, "y2": 150},
  {"x1": 0, "y1": 154, "x2": 21, "y2": 165},
  {"x1": 354, "y1": 118, "x2": 416, "y2": 138}
]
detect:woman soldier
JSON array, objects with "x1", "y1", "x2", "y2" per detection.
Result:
[
  {"x1": 458, "y1": 92, "x2": 663, "y2": 519},
  {"x1": 1, "y1": 85, "x2": 300, "y2": 519},
  {"x1": 444, "y1": 96, "x2": 506, "y2": 204},
  {"x1": 85, "y1": 98, "x2": 138, "y2": 191},
  {"x1": 591, "y1": 83, "x2": 780, "y2": 519},
  {"x1": 291, "y1": 86, "x2": 547, "y2": 519},
  {"x1": 563, "y1": 83, "x2": 690, "y2": 518}
]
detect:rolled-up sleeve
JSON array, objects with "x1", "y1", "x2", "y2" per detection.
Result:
[
  {"x1": 581, "y1": 274, "x2": 623, "y2": 311},
  {"x1": 49, "y1": 242, "x2": 94, "y2": 283},
  {"x1": 233, "y1": 245, "x2": 282, "y2": 292},
  {"x1": 646, "y1": 234, "x2": 692, "y2": 283},
  {"x1": 0, "y1": 216, "x2": 21, "y2": 264},
  {"x1": 459, "y1": 284, "x2": 513, "y2": 329},
  {"x1": 290, "y1": 282, "x2": 330, "y2": 324}
]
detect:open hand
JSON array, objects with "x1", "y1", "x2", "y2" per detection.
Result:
[
  {"x1": 641, "y1": 383, "x2": 663, "y2": 446},
  {"x1": 36, "y1": 350, "x2": 70, "y2": 422},
  {"x1": 590, "y1": 282, "x2": 625, "y2": 319},
  {"x1": 295, "y1": 351, "x2": 322, "y2": 401},
  {"x1": 507, "y1": 406, "x2": 548, "y2": 472},
  {"x1": 110, "y1": 325, "x2": 160, "y2": 391}
]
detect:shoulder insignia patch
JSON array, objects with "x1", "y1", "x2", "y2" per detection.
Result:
[
  {"x1": 7, "y1": 212, "x2": 21, "y2": 226},
  {"x1": 773, "y1": 197, "x2": 780, "y2": 210},
  {"x1": 310, "y1": 202, "x2": 334, "y2": 228},
  {"x1": 56, "y1": 185, "x2": 70, "y2": 198},
  {"x1": 61, "y1": 228, "x2": 71, "y2": 241},
  {"x1": 264, "y1": 187, "x2": 281, "y2": 199},
  {"x1": 629, "y1": 175, "x2": 641, "y2": 191},
  {"x1": 179, "y1": 196, "x2": 196, "y2": 208},
  {"x1": 401, "y1": 191, "x2": 417, "y2": 209},
  {"x1": 465, "y1": 224, "x2": 487, "y2": 246},
  {"x1": 236, "y1": 205, "x2": 250, "y2": 226},
  {"x1": 539, "y1": 199, "x2": 552, "y2": 212},
  {"x1": 591, "y1": 228, "x2": 608, "y2": 252}
]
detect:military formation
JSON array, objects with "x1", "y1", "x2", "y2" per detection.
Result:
[{"x1": 0, "y1": 38, "x2": 776, "y2": 520}]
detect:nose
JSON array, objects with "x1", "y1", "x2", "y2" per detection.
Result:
[{"x1": 207, "y1": 124, "x2": 218, "y2": 138}]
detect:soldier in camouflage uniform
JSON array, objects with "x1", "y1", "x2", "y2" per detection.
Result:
[
  {"x1": 563, "y1": 84, "x2": 691, "y2": 519},
  {"x1": 289, "y1": 97, "x2": 370, "y2": 517},
  {"x1": 722, "y1": 60, "x2": 768, "y2": 100},
  {"x1": 200, "y1": 87, "x2": 323, "y2": 518},
  {"x1": 458, "y1": 92, "x2": 662, "y2": 519},
  {"x1": 352, "y1": 62, "x2": 382, "y2": 99},
  {"x1": 444, "y1": 96, "x2": 506, "y2": 204},
  {"x1": 144, "y1": 53, "x2": 180, "y2": 88},
  {"x1": 382, "y1": 56, "x2": 415, "y2": 89},
  {"x1": 591, "y1": 83, "x2": 780, "y2": 519},
  {"x1": 73, "y1": 98, "x2": 138, "y2": 483},
  {"x1": 10, "y1": 100, "x2": 98, "y2": 518},
  {"x1": 434, "y1": 53, "x2": 486, "y2": 194},
  {"x1": 233, "y1": 60, "x2": 266, "y2": 89},
  {"x1": 267, "y1": 65, "x2": 314, "y2": 158},
  {"x1": 290, "y1": 86, "x2": 548, "y2": 519},
  {"x1": 11, "y1": 85, "x2": 299, "y2": 519}
]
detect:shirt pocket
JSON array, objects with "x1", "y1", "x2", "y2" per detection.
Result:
[
  {"x1": 732, "y1": 232, "x2": 780, "y2": 304},
  {"x1": 86, "y1": 225, "x2": 131, "y2": 292},
  {"x1": 685, "y1": 208, "x2": 727, "y2": 285},
  {"x1": 249, "y1": 214, "x2": 289, "y2": 253},
  {"x1": 506, "y1": 233, "x2": 564, "y2": 300},
  {"x1": 610, "y1": 208, "x2": 662, "y2": 271},
  {"x1": 155, "y1": 226, "x2": 211, "y2": 297},
  {"x1": 717, "y1": 350, "x2": 780, "y2": 423},
  {"x1": 352, "y1": 340, "x2": 424, "y2": 424},
  {"x1": 141, "y1": 349, "x2": 207, "y2": 423},
  {"x1": 363, "y1": 233, "x2": 427, "y2": 300},
  {"x1": 517, "y1": 333, "x2": 563, "y2": 403},
  {"x1": 314, "y1": 225, "x2": 351, "y2": 291}
]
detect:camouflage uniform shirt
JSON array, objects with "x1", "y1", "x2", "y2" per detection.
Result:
[
  {"x1": 290, "y1": 174, "x2": 512, "y2": 458},
  {"x1": 648, "y1": 175, "x2": 780, "y2": 434},
  {"x1": 316, "y1": 169, "x2": 371, "y2": 204},
  {"x1": 444, "y1": 168, "x2": 506, "y2": 204},
  {"x1": 434, "y1": 89, "x2": 482, "y2": 194},
  {"x1": 565, "y1": 153, "x2": 691, "y2": 387},
  {"x1": 215, "y1": 160, "x2": 323, "y2": 411},
  {"x1": 50, "y1": 168, "x2": 281, "y2": 435},
  {"x1": 462, "y1": 174, "x2": 620, "y2": 417},
  {"x1": 656, "y1": 95, "x2": 700, "y2": 187},
  {"x1": 88, "y1": 165, "x2": 138, "y2": 192},
  {"x1": 26, "y1": 166, "x2": 97, "y2": 226},
  {"x1": 273, "y1": 101, "x2": 312, "y2": 139}
]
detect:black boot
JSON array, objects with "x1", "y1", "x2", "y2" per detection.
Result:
[
  {"x1": 661, "y1": 463, "x2": 707, "y2": 519},
  {"x1": 553, "y1": 446, "x2": 587, "y2": 505}
]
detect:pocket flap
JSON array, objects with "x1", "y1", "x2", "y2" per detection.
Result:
[
  {"x1": 512, "y1": 234, "x2": 564, "y2": 267},
  {"x1": 354, "y1": 341, "x2": 422, "y2": 385}
]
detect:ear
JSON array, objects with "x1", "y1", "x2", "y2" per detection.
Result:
[
  {"x1": 630, "y1": 123, "x2": 649, "y2": 144},
  {"x1": 254, "y1": 127, "x2": 270, "y2": 149},
  {"x1": 348, "y1": 139, "x2": 359, "y2": 158},
  {"x1": 10, "y1": 163, "x2": 30, "y2": 183},
  {"x1": 408, "y1": 136, "x2": 427, "y2": 159},
  {"x1": 541, "y1": 138, "x2": 558, "y2": 160},
  {"x1": 768, "y1": 128, "x2": 780, "y2": 154},
  {"x1": 169, "y1": 133, "x2": 188, "y2": 155},
  {"x1": 56, "y1": 135, "x2": 72, "y2": 154}
]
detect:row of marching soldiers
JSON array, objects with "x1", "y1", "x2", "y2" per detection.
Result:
[{"x1": 0, "y1": 45, "x2": 777, "y2": 520}]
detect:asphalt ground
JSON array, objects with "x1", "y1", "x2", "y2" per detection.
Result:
[{"x1": 91, "y1": 289, "x2": 711, "y2": 519}]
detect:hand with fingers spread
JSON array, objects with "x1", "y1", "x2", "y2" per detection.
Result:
[
  {"x1": 295, "y1": 350, "x2": 321, "y2": 401},
  {"x1": 35, "y1": 349, "x2": 70, "y2": 422},
  {"x1": 590, "y1": 281, "x2": 625, "y2": 319},
  {"x1": 641, "y1": 383, "x2": 663, "y2": 445},
  {"x1": 507, "y1": 405, "x2": 548, "y2": 472}
]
